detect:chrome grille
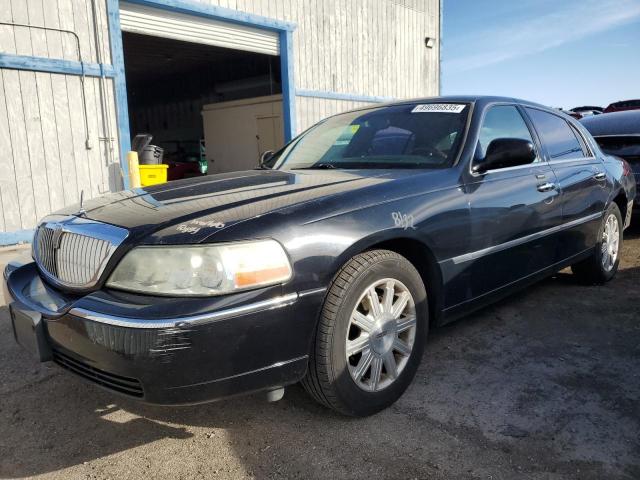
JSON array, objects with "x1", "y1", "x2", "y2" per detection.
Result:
[{"x1": 34, "y1": 215, "x2": 129, "y2": 290}]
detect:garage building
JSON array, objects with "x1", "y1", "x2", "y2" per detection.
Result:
[{"x1": 0, "y1": 0, "x2": 441, "y2": 244}]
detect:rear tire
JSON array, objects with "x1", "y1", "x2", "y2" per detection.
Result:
[
  {"x1": 571, "y1": 203, "x2": 622, "y2": 284},
  {"x1": 301, "y1": 250, "x2": 428, "y2": 416}
]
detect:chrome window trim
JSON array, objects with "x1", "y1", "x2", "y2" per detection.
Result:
[
  {"x1": 592, "y1": 134, "x2": 640, "y2": 139},
  {"x1": 523, "y1": 105, "x2": 597, "y2": 163},
  {"x1": 443, "y1": 212, "x2": 603, "y2": 265},
  {"x1": 568, "y1": 122, "x2": 594, "y2": 158},
  {"x1": 68, "y1": 293, "x2": 299, "y2": 329},
  {"x1": 481, "y1": 162, "x2": 545, "y2": 175},
  {"x1": 34, "y1": 215, "x2": 129, "y2": 290},
  {"x1": 544, "y1": 156, "x2": 598, "y2": 165}
]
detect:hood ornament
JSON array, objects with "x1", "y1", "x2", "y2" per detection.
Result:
[{"x1": 75, "y1": 190, "x2": 87, "y2": 217}]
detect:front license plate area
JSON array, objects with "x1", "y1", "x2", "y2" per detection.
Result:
[{"x1": 10, "y1": 305, "x2": 52, "y2": 362}]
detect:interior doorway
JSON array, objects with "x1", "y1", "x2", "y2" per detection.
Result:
[{"x1": 120, "y1": 4, "x2": 287, "y2": 180}]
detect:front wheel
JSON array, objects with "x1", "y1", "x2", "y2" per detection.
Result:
[
  {"x1": 571, "y1": 203, "x2": 623, "y2": 284},
  {"x1": 301, "y1": 250, "x2": 428, "y2": 416}
]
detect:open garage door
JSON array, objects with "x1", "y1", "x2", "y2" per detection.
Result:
[
  {"x1": 119, "y1": 2, "x2": 280, "y2": 56},
  {"x1": 119, "y1": 3, "x2": 286, "y2": 182}
]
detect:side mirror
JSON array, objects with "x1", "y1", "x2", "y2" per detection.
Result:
[
  {"x1": 473, "y1": 138, "x2": 536, "y2": 173},
  {"x1": 259, "y1": 150, "x2": 274, "y2": 168}
]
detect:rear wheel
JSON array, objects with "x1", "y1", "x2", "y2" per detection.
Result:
[
  {"x1": 571, "y1": 203, "x2": 623, "y2": 284},
  {"x1": 301, "y1": 250, "x2": 428, "y2": 416}
]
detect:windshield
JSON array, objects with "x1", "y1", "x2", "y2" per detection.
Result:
[{"x1": 270, "y1": 103, "x2": 470, "y2": 170}]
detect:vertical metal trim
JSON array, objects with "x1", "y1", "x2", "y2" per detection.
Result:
[
  {"x1": 280, "y1": 29, "x2": 296, "y2": 141},
  {"x1": 106, "y1": 0, "x2": 131, "y2": 189},
  {"x1": 438, "y1": 0, "x2": 443, "y2": 96}
]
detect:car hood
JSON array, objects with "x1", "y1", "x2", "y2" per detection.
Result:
[{"x1": 58, "y1": 169, "x2": 450, "y2": 243}]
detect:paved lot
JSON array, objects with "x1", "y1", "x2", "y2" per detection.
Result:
[{"x1": 1, "y1": 235, "x2": 639, "y2": 480}]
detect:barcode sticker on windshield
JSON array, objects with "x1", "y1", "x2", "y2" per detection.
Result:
[{"x1": 411, "y1": 104, "x2": 466, "y2": 113}]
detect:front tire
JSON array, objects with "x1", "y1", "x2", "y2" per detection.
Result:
[
  {"x1": 571, "y1": 203, "x2": 623, "y2": 284},
  {"x1": 301, "y1": 250, "x2": 428, "y2": 416}
]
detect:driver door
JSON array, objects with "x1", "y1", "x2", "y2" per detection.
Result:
[{"x1": 465, "y1": 105, "x2": 563, "y2": 298}]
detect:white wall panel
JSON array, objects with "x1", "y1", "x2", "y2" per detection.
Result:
[{"x1": 0, "y1": 0, "x2": 438, "y2": 234}]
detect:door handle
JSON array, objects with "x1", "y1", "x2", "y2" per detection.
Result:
[
  {"x1": 537, "y1": 182, "x2": 556, "y2": 192},
  {"x1": 594, "y1": 172, "x2": 606, "y2": 181}
]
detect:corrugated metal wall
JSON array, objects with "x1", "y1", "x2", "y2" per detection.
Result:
[
  {"x1": 0, "y1": 0, "x2": 121, "y2": 234},
  {"x1": 202, "y1": 0, "x2": 440, "y2": 131},
  {"x1": 0, "y1": 0, "x2": 439, "y2": 235}
]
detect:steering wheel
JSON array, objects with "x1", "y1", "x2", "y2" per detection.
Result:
[{"x1": 411, "y1": 145, "x2": 447, "y2": 161}]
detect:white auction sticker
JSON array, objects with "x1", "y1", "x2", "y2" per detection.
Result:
[{"x1": 411, "y1": 103, "x2": 466, "y2": 113}]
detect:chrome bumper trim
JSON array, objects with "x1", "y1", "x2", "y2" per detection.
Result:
[{"x1": 68, "y1": 293, "x2": 299, "y2": 329}]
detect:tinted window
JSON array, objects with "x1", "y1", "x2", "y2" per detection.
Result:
[
  {"x1": 526, "y1": 108, "x2": 586, "y2": 160},
  {"x1": 476, "y1": 105, "x2": 536, "y2": 160},
  {"x1": 272, "y1": 103, "x2": 470, "y2": 170},
  {"x1": 369, "y1": 126, "x2": 414, "y2": 156}
]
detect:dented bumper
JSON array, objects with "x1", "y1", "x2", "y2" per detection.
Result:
[{"x1": 3, "y1": 262, "x2": 323, "y2": 405}]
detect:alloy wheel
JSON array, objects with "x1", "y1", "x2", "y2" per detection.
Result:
[
  {"x1": 601, "y1": 213, "x2": 620, "y2": 272},
  {"x1": 345, "y1": 278, "x2": 417, "y2": 392}
]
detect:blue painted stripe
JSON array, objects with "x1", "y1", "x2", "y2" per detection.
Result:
[
  {"x1": 108, "y1": 0, "x2": 131, "y2": 189},
  {"x1": 280, "y1": 30, "x2": 296, "y2": 141},
  {"x1": 296, "y1": 89, "x2": 394, "y2": 104},
  {"x1": 0, "y1": 53, "x2": 115, "y2": 78},
  {"x1": 0, "y1": 229, "x2": 34, "y2": 246},
  {"x1": 124, "y1": 0, "x2": 296, "y2": 32}
]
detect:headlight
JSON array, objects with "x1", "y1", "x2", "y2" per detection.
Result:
[{"x1": 106, "y1": 240, "x2": 292, "y2": 296}]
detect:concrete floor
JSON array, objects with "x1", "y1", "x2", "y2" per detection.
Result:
[{"x1": 0, "y1": 237, "x2": 639, "y2": 480}]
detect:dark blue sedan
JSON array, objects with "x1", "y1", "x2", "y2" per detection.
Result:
[
  {"x1": 581, "y1": 110, "x2": 640, "y2": 214},
  {"x1": 3, "y1": 96, "x2": 635, "y2": 416}
]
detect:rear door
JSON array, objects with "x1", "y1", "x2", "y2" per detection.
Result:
[
  {"x1": 465, "y1": 104, "x2": 563, "y2": 298},
  {"x1": 524, "y1": 108, "x2": 607, "y2": 261}
]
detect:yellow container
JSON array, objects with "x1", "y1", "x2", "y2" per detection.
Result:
[{"x1": 139, "y1": 164, "x2": 169, "y2": 187}]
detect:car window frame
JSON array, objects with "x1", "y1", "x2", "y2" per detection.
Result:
[
  {"x1": 568, "y1": 122, "x2": 594, "y2": 158},
  {"x1": 523, "y1": 106, "x2": 598, "y2": 164},
  {"x1": 469, "y1": 102, "x2": 545, "y2": 176}
]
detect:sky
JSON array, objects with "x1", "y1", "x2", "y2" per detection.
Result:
[{"x1": 442, "y1": 0, "x2": 640, "y2": 109}]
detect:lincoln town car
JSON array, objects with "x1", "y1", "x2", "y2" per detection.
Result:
[{"x1": 3, "y1": 96, "x2": 635, "y2": 416}]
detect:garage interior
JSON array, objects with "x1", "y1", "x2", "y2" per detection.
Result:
[{"x1": 122, "y1": 31, "x2": 284, "y2": 178}]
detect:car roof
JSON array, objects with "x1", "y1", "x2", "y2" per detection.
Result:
[
  {"x1": 580, "y1": 110, "x2": 640, "y2": 136},
  {"x1": 608, "y1": 99, "x2": 640, "y2": 107},
  {"x1": 571, "y1": 106, "x2": 603, "y2": 111},
  {"x1": 385, "y1": 95, "x2": 549, "y2": 110}
]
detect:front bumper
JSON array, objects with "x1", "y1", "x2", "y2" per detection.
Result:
[{"x1": 3, "y1": 262, "x2": 324, "y2": 405}]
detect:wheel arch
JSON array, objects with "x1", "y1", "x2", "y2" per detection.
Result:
[
  {"x1": 330, "y1": 233, "x2": 444, "y2": 328},
  {"x1": 611, "y1": 189, "x2": 629, "y2": 221}
]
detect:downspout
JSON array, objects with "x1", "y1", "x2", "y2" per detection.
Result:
[
  {"x1": 0, "y1": 22, "x2": 92, "y2": 148},
  {"x1": 438, "y1": 0, "x2": 443, "y2": 96},
  {"x1": 90, "y1": 0, "x2": 115, "y2": 178}
]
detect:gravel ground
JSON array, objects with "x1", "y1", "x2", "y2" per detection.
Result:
[{"x1": 0, "y1": 234, "x2": 639, "y2": 480}]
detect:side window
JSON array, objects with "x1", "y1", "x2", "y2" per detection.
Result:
[
  {"x1": 476, "y1": 105, "x2": 536, "y2": 161},
  {"x1": 525, "y1": 108, "x2": 587, "y2": 161}
]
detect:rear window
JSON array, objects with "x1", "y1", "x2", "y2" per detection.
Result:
[
  {"x1": 595, "y1": 136, "x2": 640, "y2": 162},
  {"x1": 526, "y1": 108, "x2": 586, "y2": 161}
]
